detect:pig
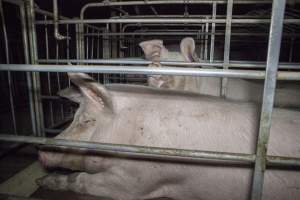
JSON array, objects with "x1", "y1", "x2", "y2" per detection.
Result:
[
  {"x1": 139, "y1": 38, "x2": 300, "y2": 108},
  {"x1": 37, "y1": 73, "x2": 300, "y2": 200}
]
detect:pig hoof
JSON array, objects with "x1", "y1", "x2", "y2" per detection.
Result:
[{"x1": 35, "y1": 174, "x2": 67, "y2": 191}]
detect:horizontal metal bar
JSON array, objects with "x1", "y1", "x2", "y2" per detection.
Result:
[
  {"x1": 0, "y1": 134, "x2": 299, "y2": 168},
  {"x1": 35, "y1": 18, "x2": 300, "y2": 25},
  {"x1": 37, "y1": 59, "x2": 300, "y2": 70},
  {"x1": 1, "y1": 64, "x2": 300, "y2": 80},
  {"x1": 83, "y1": 32, "x2": 300, "y2": 37},
  {"x1": 0, "y1": 64, "x2": 264, "y2": 79},
  {"x1": 0, "y1": 135, "x2": 255, "y2": 163}
]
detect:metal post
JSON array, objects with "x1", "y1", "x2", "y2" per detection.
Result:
[
  {"x1": 200, "y1": 25, "x2": 204, "y2": 59},
  {"x1": 26, "y1": 0, "x2": 45, "y2": 137},
  {"x1": 251, "y1": 1, "x2": 287, "y2": 199},
  {"x1": 86, "y1": 27, "x2": 89, "y2": 59},
  {"x1": 221, "y1": 0, "x2": 233, "y2": 97},
  {"x1": 103, "y1": 24, "x2": 110, "y2": 84},
  {"x1": 289, "y1": 37, "x2": 294, "y2": 62},
  {"x1": 44, "y1": 15, "x2": 54, "y2": 126},
  {"x1": 20, "y1": 2, "x2": 37, "y2": 136},
  {"x1": 210, "y1": 2, "x2": 217, "y2": 63},
  {"x1": 0, "y1": 0, "x2": 17, "y2": 134},
  {"x1": 204, "y1": 17, "x2": 209, "y2": 61},
  {"x1": 55, "y1": 34, "x2": 64, "y2": 121}
]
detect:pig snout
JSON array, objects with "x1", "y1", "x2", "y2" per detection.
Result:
[{"x1": 38, "y1": 151, "x2": 61, "y2": 168}]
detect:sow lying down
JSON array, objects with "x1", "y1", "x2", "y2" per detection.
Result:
[{"x1": 37, "y1": 73, "x2": 300, "y2": 200}]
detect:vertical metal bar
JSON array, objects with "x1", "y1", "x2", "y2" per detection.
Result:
[
  {"x1": 20, "y1": 3, "x2": 37, "y2": 136},
  {"x1": 53, "y1": 0, "x2": 67, "y2": 40},
  {"x1": 204, "y1": 17, "x2": 209, "y2": 61},
  {"x1": 221, "y1": 0, "x2": 233, "y2": 97},
  {"x1": 56, "y1": 37, "x2": 64, "y2": 121},
  {"x1": 66, "y1": 24, "x2": 70, "y2": 61},
  {"x1": 210, "y1": 2, "x2": 217, "y2": 63},
  {"x1": 26, "y1": 0, "x2": 45, "y2": 137},
  {"x1": 45, "y1": 15, "x2": 54, "y2": 126},
  {"x1": 0, "y1": 0, "x2": 17, "y2": 135},
  {"x1": 200, "y1": 25, "x2": 204, "y2": 59},
  {"x1": 289, "y1": 37, "x2": 294, "y2": 62},
  {"x1": 250, "y1": 1, "x2": 286, "y2": 199},
  {"x1": 103, "y1": 24, "x2": 110, "y2": 84},
  {"x1": 91, "y1": 28, "x2": 94, "y2": 59},
  {"x1": 75, "y1": 24, "x2": 80, "y2": 61},
  {"x1": 79, "y1": 22, "x2": 84, "y2": 59},
  {"x1": 86, "y1": 27, "x2": 89, "y2": 59}
]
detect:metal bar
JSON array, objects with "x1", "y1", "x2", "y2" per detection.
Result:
[
  {"x1": 2, "y1": 64, "x2": 300, "y2": 81},
  {"x1": 55, "y1": 39, "x2": 64, "y2": 122},
  {"x1": 0, "y1": 134, "x2": 259, "y2": 164},
  {"x1": 44, "y1": 15, "x2": 54, "y2": 127},
  {"x1": 82, "y1": 31, "x2": 300, "y2": 38},
  {"x1": 210, "y1": 2, "x2": 216, "y2": 62},
  {"x1": 36, "y1": 59, "x2": 300, "y2": 70},
  {"x1": 0, "y1": 0, "x2": 17, "y2": 135},
  {"x1": 20, "y1": 2, "x2": 37, "y2": 136},
  {"x1": 91, "y1": 29, "x2": 94, "y2": 59},
  {"x1": 80, "y1": 0, "x2": 273, "y2": 21},
  {"x1": 26, "y1": 0, "x2": 45, "y2": 137},
  {"x1": 200, "y1": 25, "x2": 204, "y2": 59},
  {"x1": 0, "y1": 134, "x2": 300, "y2": 168},
  {"x1": 251, "y1": 1, "x2": 287, "y2": 199},
  {"x1": 289, "y1": 37, "x2": 294, "y2": 62},
  {"x1": 35, "y1": 18, "x2": 300, "y2": 25},
  {"x1": 204, "y1": 17, "x2": 209, "y2": 60},
  {"x1": 53, "y1": 0, "x2": 67, "y2": 40},
  {"x1": 221, "y1": 0, "x2": 233, "y2": 97},
  {"x1": 86, "y1": 27, "x2": 89, "y2": 59}
]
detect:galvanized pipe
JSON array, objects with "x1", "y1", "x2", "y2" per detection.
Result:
[
  {"x1": 20, "y1": 2, "x2": 37, "y2": 136},
  {"x1": 210, "y1": 2, "x2": 217, "y2": 62},
  {"x1": 53, "y1": 0, "x2": 67, "y2": 40},
  {"x1": 2, "y1": 64, "x2": 300, "y2": 81},
  {"x1": 26, "y1": 0, "x2": 45, "y2": 137},
  {"x1": 80, "y1": 0, "x2": 273, "y2": 22},
  {"x1": 221, "y1": 0, "x2": 233, "y2": 97},
  {"x1": 36, "y1": 59, "x2": 300, "y2": 70},
  {"x1": 251, "y1": 0, "x2": 287, "y2": 199},
  {"x1": 35, "y1": 18, "x2": 300, "y2": 25},
  {"x1": 0, "y1": 134, "x2": 299, "y2": 168}
]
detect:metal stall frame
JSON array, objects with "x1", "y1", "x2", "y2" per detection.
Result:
[{"x1": 0, "y1": 1, "x2": 299, "y2": 200}]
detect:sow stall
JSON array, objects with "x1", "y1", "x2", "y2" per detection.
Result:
[{"x1": 0, "y1": 0, "x2": 300, "y2": 199}]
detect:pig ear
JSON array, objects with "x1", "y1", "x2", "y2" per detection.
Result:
[
  {"x1": 58, "y1": 87, "x2": 82, "y2": 103},
  {"x1": 139, "y1": 39, "x2": 164, "y2": 62},
  {"x1": 180, "y1": 37, "x2": 199, "y2": 62},
  {"x1": 68, "y1": 73, "x2": 113, "y2": 110}
]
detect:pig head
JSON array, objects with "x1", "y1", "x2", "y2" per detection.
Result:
[
  {"x1": 139, "y1": 37, "x2": 202, "y2": 92},
  {"x1": 39, "y1": 73, "x2": 114, "y2": 172}
]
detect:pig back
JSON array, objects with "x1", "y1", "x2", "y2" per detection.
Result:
[{"x1": 95, "y1": 85, "x2": 260, "y2": 155}]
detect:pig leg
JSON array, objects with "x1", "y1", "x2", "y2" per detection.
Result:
[{"x1": 36, "y1": 172, "x2": 140, "y2": 199}]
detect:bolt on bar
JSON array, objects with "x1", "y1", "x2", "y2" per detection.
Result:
[
  {"x1": 251, "y1": 0, "x2": 287, "y2": 200},
  {"x1": 0, "y1": 134, "x2": 300, "y2": 168}
]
